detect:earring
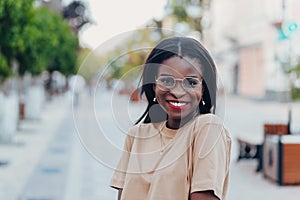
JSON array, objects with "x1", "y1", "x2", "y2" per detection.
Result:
[
  {"x1": 153, "y1": 97, "x2": 157, "y2": 102},
  {"x1": 202, "y1": 99, "x2": 205, "y2": 105}
]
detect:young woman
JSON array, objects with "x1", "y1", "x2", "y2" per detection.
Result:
[{"x1": 110, "y1": 37, "x2": 231, "y2": 200}]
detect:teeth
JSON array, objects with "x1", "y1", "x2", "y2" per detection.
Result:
[{"x1": 169, "y1": 102, "x2": 187, "y2": 107}]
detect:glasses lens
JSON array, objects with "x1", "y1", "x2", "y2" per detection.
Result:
[
  {"x1": 183, "y1": 77, "x2": 201, "y2": 88},
  {"x1": 156, "y1": 76, "x2": 202, "y2": 90},
  {"x1": 157, "y1": 76, "x2": 175, "y2": 89}
]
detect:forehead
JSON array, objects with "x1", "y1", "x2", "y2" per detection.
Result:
[{"x1": 158, "y1": 56, "x2": 202, "y2": 77}]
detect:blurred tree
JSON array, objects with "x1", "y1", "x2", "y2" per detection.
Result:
[
  {"x1": 17, "y1": 7, "x2": 78, "y2": 75},
  {"x1": 0, "y1": 1, "x2": 78, "y2": 79},
  {"x1": 76, "y1": 48, "x2": 103, "y2": 83},
  {"x1": 45, "y1": 16, "x2": 78, "y2": 76},
  {"x1": 16, "y1": 7, "x2": 54, "y2": 76},
  {"x1": 172, "y1": 5, "x2": 188, "y2": 22},
  {"x1": 0, "y1": 52, "x2": 10, "y2": 82},
  {"x1": 293, "y1": 62, "x2": 300, "y2": 76},
  {"x1": 17, "y1": 6, "x2": 78, "y2": 76},
  {"x1": 288, "y1": 60, "x2": 300, "y2": 100},
  {"x1": 165, "y1": 0, "x2": 211, "y2": 39},
  {"x1": 0, "y1": 0, "x2": 35, "y2": 81},
  {"x1": 62, "y1": 0, "x2": 92, "y2": 34},
  {"x1": 107, "y1": 29, "x2": 157, "y2": 81}
]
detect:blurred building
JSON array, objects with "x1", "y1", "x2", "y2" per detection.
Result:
[
  {"x1": 161, "y1": 0, "x2": 300, "y2": 101},
  {"x1": 209, "y1": 0, "x2": 300, "y2": 101}
]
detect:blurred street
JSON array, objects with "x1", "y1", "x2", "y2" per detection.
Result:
[
  {"x1": 0, "y1": 88, "x2": 300, "y2": 200},
  {"x1": 1, "y1": 1, "x2": 300, "y2": 199}
]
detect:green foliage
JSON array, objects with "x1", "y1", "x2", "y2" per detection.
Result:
[
  {"x1": 17, "y1": 7, "x2": 48, "y2": 75},
  {"x1": 0, "y1": 0, "x2": 35, "y2": 79},
  {"x1": 172, "y1": 6, "x2": 188, "y2": 22},
  {"x1": 165, "y1": 0, "x2": 210, "y2": 38},
  {"x1": 282, "y1": 59, "x2": 300, "y2": 77},
  {"x1": 292, "y1": 61, "x2": 300, "y2": 77},
  {"x1": 18, "y1": 7, "x2": 78, "y2": 76},
  {"x1": 283, "y1": 60, "x2": 300, "y2": 100},
  {"x1": 44, "y1": 10, "x2": 78, "y2": 75},
  {"x1": 0, "y1": 52, "x2": 11, "y2": 81},
  {"x1": 291, "y1": 86, "x2": 300, "y2": 100},
  {"x1": 0, "y1": 1, "x2": 78, "y2": 80}
]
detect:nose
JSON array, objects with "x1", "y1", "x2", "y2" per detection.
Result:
[{"x1": 170, "y1": 81, "x2": 186, "y2": 97}]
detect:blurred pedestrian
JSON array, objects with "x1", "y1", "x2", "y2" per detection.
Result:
[
  {"x1": 69, "y1": 75, "x2": 85, "y2": 107},
  {"x1": 110, "y1": 37, "x2": 231, "y2": 200}
]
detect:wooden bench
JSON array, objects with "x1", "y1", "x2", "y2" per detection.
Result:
[
  {"x1": 236, "y1": 123, "x2": 289, "y2": 172},
  {"x1": 263, "y1": 123, "x2": 288, "y2": 136},
  {"x1": 236, "y1": 134, "x2": 264, "y2": 172},
  {"x1": 263, "y1": 135, "x2": 300, "y2": 185}
]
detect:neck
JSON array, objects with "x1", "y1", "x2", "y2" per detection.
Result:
[{"x1": 166, "y1": 110, "x2": 199, "y2": 130}]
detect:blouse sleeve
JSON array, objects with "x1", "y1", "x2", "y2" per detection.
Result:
[
  {"x1": 110, "y1": 132, "x2": 134, "y2": 190},
  {"x1": 191, "y1": 122, "x2": 231, "y2": 200}
]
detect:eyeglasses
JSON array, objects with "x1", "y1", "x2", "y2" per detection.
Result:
[{"x1": 155, "y1": 76, "x2": 202, "y2": 91}]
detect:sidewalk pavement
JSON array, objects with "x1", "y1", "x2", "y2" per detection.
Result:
[
  {"x1": 0, "y1": 91, "x2": 300, "y2": 200},
  {"x1": 0, "y1": 94, "x2": 70, "y2": 200},
  {"x1": 225, "y1": 96, "x2": 300, "y2": 200}
]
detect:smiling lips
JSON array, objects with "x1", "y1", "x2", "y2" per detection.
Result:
[{"x1": 167, "y1": 101, "x2": 189, "y2": 110}]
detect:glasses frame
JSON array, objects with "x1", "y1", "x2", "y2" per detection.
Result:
[{"x1": 155, "y1": 75, "x2": 203, "y2": 91}]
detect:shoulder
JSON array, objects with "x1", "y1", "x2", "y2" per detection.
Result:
[
  {"x1": 191, "y1": 114, "x2": 231, "y2": 157},
  {"x1": 192, "y1": 114, "x2": 228, "y2": 137},
  {"x1": 194, "y1": 113, "x2": 224, "y2": 126},
  {"x1": 186, "y1": 114, "x2": 226, "y2": 136}
]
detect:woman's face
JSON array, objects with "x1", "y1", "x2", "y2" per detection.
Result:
[{"x1": 154, "y1": 56, "x2": 203, "y2": 128}]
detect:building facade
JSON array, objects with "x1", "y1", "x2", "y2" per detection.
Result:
[{"x1": 209, "y1": 0, "x2": 300, "y2": 101}]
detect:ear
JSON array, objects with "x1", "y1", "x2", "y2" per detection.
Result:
[{"x1": 152, "y1": 84, "x2": 158, "y2": 103}]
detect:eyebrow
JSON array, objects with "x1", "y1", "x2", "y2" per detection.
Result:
[{"x1": 158, "y1": 74, "x2": 200, "y2": 78}]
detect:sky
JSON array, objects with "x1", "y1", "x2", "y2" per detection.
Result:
[{"x1": 76, "y1": 0, "x2": 167, "y2": 49}]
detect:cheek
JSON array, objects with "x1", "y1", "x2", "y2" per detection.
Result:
[
  {"x1": 193, "y1": 91, "x2": 202, "y2": 104},
  {"x1": 197, "y1": 94, "x2": 202, "y2": 103},
  {"x1": 153, "y1": 85, "x2": 160, "y2": 96},
  {"x1": 154, "y1": 86, "x2": 162, "y2": 101},
  {"x1": 155, "y1": 90, "x2": 165, "y2": 103}
]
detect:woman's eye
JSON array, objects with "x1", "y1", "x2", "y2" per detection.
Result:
[
  {"x1": 185, "y1": 78, "x2": 199, "y2": 86},
  {"x1": 161, "y1": 77, "x2": 173, "y2": 85}
]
